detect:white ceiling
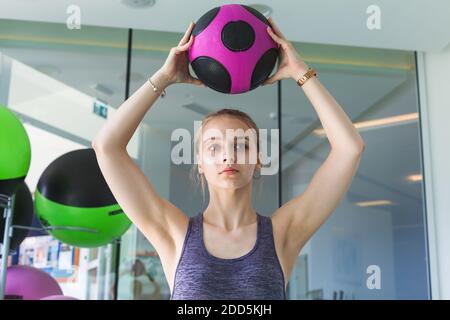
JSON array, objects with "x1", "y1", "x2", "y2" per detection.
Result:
[{"x1": 0, "y1": 0, "x2": 449, "y2": 51}]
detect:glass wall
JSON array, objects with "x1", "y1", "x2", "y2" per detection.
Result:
[
  {"x1": 0, "y1": 19, "x2": 138, "y2": 300},
  {"x1": 281, "y1": 44, "x2": 429, "y2": 299},
  {"x1": 0, "y1": 18, "x2": 430, "y2": 300}
]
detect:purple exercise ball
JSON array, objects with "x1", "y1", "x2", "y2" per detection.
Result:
[
  {"x1": 41, "y1": 295, "x2": 79, "y2": 300},
  {"x1": 5, "y1": 265, "x2": 62, "y2": 300}
]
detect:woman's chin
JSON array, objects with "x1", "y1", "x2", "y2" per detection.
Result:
[{"x1": 214, "y1": 178, "x2": 251, "y2": 190}]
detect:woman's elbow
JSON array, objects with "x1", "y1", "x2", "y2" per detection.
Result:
[
  {"x1": 91, "y1": 138, "x2": 111, "y2": 153},
  {"x1": 91, "y1": 138, "x2": 102, "y2": 151},
  {"x1": 353, "y1": 140, "x2": 366, "y2": 155},
  {"x1": 91, "y1": 138, "x2": 125, "y2": 154},
  {"x1": 345, "y1": 138, "x2": 365, "y2": 156}
]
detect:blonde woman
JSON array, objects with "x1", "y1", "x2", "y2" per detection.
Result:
[{"x1": 92, "y1": 19, "x2": 365, "y2": 300}]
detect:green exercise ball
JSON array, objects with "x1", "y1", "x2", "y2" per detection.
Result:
[
  {"x1": 0, "y1": 105, "x2": 31, "y2": 196},
  {"x1": 35, "y1": 148, "x2": 131, "y2": 248}
]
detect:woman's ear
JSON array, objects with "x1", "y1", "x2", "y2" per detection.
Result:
[
  {"x1": 257, "y1": 151, "x2": 263, "y2": 169},
  {"x1": 196, "y1": 155, "x2": 203, "y2": 174},
  {"x1": 196, "y1": 154, "x2": 201, "y2": 170}
]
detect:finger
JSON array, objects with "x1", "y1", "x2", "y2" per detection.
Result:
[
  {"x1": 177, "y1": 35, "x2": 194, "y2": 53},
  {"x1": 268, "y1": 17, "x2": 286, "y2": 39},
  {"x1": 263, "y1": 73, "x2": 283, "y2": 85},
  {"x1": 180, "y1": 21, "x2": 195, "y2": 43},
  {"x1": 189, "y1": 77, "x2": 205, "y2": 86},
  {"x1": 266, "y1": 26, "x2": 284, "y2": 46},
  {"x1": 178, "y1": 21, "x2": 195, "y2": 46}
]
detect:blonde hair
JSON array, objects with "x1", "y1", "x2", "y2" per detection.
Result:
[{"x1": 189, "y1": 108, "x2": 262, "y2": 202}]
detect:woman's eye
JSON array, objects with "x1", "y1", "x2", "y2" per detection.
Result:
[
  {"x1": 207, "y1": 143, "x2": 247, "y2": 152},
  {"x1": 208, "y1": 144, "x2": 219, "y2": 152},
  {"x1": 235, "y1": 143, "x2": 248, "y2": 150}
]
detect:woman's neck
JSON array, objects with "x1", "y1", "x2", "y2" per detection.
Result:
[{"x1": 203, "y1": 183, "x2": 257, "y2": 231}]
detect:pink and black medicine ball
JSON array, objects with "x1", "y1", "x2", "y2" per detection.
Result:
[{"x1": 188, "y1": 4, "x2": 279, "y2": 94}]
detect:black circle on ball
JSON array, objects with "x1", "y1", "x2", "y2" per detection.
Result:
[
  {"x1": 241, "y1": 5, "x2": 270, "y2": 25},
  {"x1": 192, "y1": 6, "x2": 220, "y2": 36},
  {"x1": 222, "y1": 21, "x2": 255, "y2": 52},
  {"x1": 191, "y1": 56, "x2": 232, "y2": 93},
  {"x1": 250, "y1": 48, "x2": 279, "y2": 90}
]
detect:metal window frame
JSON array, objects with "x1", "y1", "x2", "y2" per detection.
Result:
[{"x1": 415, "y1": 51, "x2": 441, "y2": 300}]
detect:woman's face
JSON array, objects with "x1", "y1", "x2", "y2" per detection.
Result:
[{"x1": 197, "y1": 116, "x2": 261, "y2": 190}]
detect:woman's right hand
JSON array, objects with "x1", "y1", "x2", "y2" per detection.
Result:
[{"x1": 157, "y1": 21, "x2": 204, "y2": 87}]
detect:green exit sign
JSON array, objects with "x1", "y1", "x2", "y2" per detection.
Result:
[{"x1": 93, "y1": 100, "x2": 108, "y2": 119}]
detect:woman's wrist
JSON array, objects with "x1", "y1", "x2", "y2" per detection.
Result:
[
  {"x1": 150, "y1": 69, "x2": 172, "y2": 90},
  {"x1": 291, "y1": 63, "x2": 310, "y2": 81}
]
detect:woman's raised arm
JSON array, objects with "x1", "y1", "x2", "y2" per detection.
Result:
[{"x1": 91, "y1": 22, "x2": 203, "y2": 264}]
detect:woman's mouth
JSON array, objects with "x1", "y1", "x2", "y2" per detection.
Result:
[
  {"x1": 221, "y1": 168, "x2": 239, "y2": 175},
  {"x1": 223, "y1": 170, "x2": 238, "y2": 175}
]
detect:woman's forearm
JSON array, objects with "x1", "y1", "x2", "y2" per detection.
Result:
[
  {"x1": 92, "y1": 70, "x2": 170, "y2": 151},
  {"x1": 301, "y1": 76, "x2": 365, "y2": 153}
]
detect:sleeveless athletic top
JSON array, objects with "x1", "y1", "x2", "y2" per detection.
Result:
[{"x1": 170, "y1": 211, "x2": 286, "y2": 300}]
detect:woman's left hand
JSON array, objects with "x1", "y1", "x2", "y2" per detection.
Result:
[{"x1": 263, "y1": 18, "x2": 309, "y2": 85}]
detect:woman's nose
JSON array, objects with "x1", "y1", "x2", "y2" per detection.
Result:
[
  {"x1": 222, "y1": 146, "x2": 235, "y2": 163},
  {"x1": 223, "y1": 155, "x2": 234, "y2": 163}
]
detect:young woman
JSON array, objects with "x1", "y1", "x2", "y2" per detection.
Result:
[{"x1": 92, "y1": 18, "x2": 365, "y2": 300}]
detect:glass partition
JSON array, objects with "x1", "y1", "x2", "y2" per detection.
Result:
[
  {"x1": 281, "y1": 44, "x2": 429, "y2": 299},
  {"x1": 0, "y1": 19, "x2": 134, "y2": 300}
]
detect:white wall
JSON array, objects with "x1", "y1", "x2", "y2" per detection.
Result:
[
  {"x1": 22, "y1": 123, "x2": 85, "y2": 193},
  {"x1": 418, "y1": 48, "x2": 450, "y2": 299}
]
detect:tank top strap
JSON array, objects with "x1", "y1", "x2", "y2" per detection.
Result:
[
  {"x1": 256, "y1": 213, "x2": 277, "y2": 252},
  {"x1": 190, "y1": 212, "x2": 203, "y2": 236}
]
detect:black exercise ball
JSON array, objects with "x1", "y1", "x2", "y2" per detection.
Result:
[
  {"x1": 0, "y1": 182, "x2": 34, "y2": 252},
  {"x1": 35, "y1": 148, "x2": 131, "y2": 247}
]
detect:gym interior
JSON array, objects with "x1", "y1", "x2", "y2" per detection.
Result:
[{"x1": 0, "y1": 1, "x2": 449, "y2": 300}]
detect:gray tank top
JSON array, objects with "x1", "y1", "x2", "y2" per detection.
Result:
[{"x1": 170, "y1": 211, "x2": 286, "y2": 300}]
